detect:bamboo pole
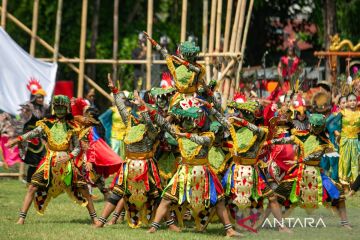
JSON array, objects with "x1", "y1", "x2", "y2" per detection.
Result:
[
  {"x1": 78, "y1": 0, "x2": 88, "y2": 98},
  {"x1": 29, "y1": 0, "x2": 39, "y2": 56},
  {"x1": 0, "y1": 7, "x2": 112, "y2": 101},
  {"x1": 53, "y1": 0, "x2": 63, "y2": 60},
  {"x1": 229, "y1": 0, "x2": 241, "y2": 52},
  {"x1": 202, "y1": 0, "x2": 208, "y2": 52},
  {"x1": 146, "y1": 0, "x2": 153, "y2": 90},
  {"x1": 223, "y1": 0, "x2": 233, "y2": 52},
  {"x1": 222, "y1": 76, "x2": 230, "y2": 108},
  {"x1": 113, "y1": 0, "x2": 119, "y2": 82},
  {"x1": 235, "y1": 0, "x2": 246, "y2": 52},
  {"x1": 1, "y1": 0, "x2": 7, "y2": 29},
  {"x1": 0, "y1": 173, "x2": 22, "y2": 177},
  {"x1": 235, "y1": 0, "x2": 253, "y2": 90},
  {"x1": 215, "y1": 0, "x2": 222, "y2": 52},
  {"x1": 218, "y1": 59, "x2": 235, "y2": 82},
  {"x1": 208, "y1": 0, "x2": 217, "y2": 54},
  {"x1": 180, "y1": 0, "x2": 187, "y2": 42}
]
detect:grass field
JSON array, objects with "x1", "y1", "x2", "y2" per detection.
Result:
[{"x1": 1, "y1": 178, "x2": 360, "y2": 240}]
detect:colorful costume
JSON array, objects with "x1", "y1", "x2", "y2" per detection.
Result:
[
  {"x1": 338, "y1": 109, "x2": 360, "y2": 185},
  {"x1": 216, "y1": 101, "x2": 269, "y2": 210},
  {"x1": 0, "y1": 113, "x2": 21, "y2": 167},
  {"x1": 152, "y1": 101, "x2": 224, "y2": 231},
  {"x1": 18, "y1": 79, "x2": 48, "y2": 183},
  {"x1": 270, "y1": 114, "x2": 342, "y2": 209},
  {"x1": 99, "y1": 106, "x2": 127, "y2": 159},
  {"x1": 19, "y1": 96, "x2": 87, "y2": 214},
  {"x1": 108, "y1": 90, "x2": 162, "y2": 228}
]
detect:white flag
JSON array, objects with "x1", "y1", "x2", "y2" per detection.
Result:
[{"x1": 0, "y1": 27, "x2": 57, "y2": 116}]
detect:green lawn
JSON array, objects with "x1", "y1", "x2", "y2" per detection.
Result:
[{"x1": 0, "y1": 178, "x2": 360, "y2": 240}]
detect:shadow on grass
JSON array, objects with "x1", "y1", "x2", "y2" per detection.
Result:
[{"x1": 44, "y1": 218, "x2": 93, "y2": 224}]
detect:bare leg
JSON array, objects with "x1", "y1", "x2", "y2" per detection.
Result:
[
  {"x1": 17, "y1": 184, "x2": 38, "y2": 224},
  {"x1": 79, "y1": 188, "x2": 97, "y2": 224},
  {"x1": 107, "y1": 198, "x2": 125, "y2": 225},
  {"x1": 148, "y1": 199, "x2": 172, "y2": 233},
  {"x1": 215, "y1": 200, "x2": 243, "y2": 237},
  {"x1": 268, "y1": 197, "x2": 292, "y2": 233},
  {"x1": 337, "y1": 200, "x2": 352, "y2": 229},
  {"x1": 165, "y1": 208, "x2": 181, "y2": 232}
]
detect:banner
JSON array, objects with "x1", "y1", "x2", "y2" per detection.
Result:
[{"x1": 0, "y1": 27, "x2": 57, "y2": 115}]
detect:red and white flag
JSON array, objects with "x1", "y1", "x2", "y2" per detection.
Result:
[{"x1": 0, "y1": 27, "x2": 57, "y2": 115}]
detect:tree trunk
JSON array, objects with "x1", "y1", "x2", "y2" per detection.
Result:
[
  {"x1": 324, "y1": 0, "x2": 336, "y2": 83},
  {"x1": 87, "y1": 0, "x2": 100, "y2": 80}
]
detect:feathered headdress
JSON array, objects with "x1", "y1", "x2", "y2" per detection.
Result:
[
  {"x1": 26, "y1": 77, "x2": 46, "y2": 96},
  {"x1": 233, "y1": 92, "x2": 246, "y2": 103},
  {"x1": 160, "y1": 72, "x2": 174, "y2": 89}
]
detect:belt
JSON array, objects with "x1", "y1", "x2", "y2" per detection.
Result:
[
  {"x1": 304, "y1": 160, "x2": 319, "y2": 166},
  {"x1": 232, "y1": 155, "x2": 257, "y2": 165},
  {"x1": 181, "y1": 157, "x2": 209, "y2": 166},
  {"x1": 126, "y1": 151, "x2": 154, "y2": 160}
]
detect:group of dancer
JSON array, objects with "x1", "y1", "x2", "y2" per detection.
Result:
[{"x1": 4, "y1": 37, "x2": 360, "y2": 238}]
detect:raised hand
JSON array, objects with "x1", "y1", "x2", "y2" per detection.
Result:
[{"x1": 107, "y1": 73, "x2": 115, "y2": 91}]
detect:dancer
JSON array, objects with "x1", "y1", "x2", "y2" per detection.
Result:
[
  {"x1": 6, "y1": 95, "x2": 96, "y2": 224},
  {"x1": 265, "y1": 114, "x2": 351, "y2": 228},
  {"x1": 147, "y1": 96, "x2": 241, "y2": 237},
  {"x1": 338, "y1": 93, "x2": 360, "y2": 185},
  {"x1": 18, "y1": 79, "x2": 48, "y2": 183},
  {"x1": 95, "y1": 75, "x2": 164, "y2": 229}
]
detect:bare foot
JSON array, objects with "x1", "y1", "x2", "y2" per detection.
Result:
[
  {"x1": 226, "y1": 229, "x2": 244, "y2": 238},
  {"x1": 93, "y1": 220, "x2": 104, "y2": 228},
  {"x1": 168, "y1": 224, "x2": 181, "y2": 232},
  {"x1": 346, "y1": 190, "x2": 355, "y2": 198},
  {"x1": 342, "y1": 224, "x2": 352, "y2": 230},
  {"x1": 279, "y1": 227, "x2": 293, "y2": 233},
  {"x1": 147, "y1": 227, "x2": 157, "y2": 233},
  {"x1": 107, "y1": 218, "x2": 117, "y2": 225},
  {"x1": 16, "y1": 218, "x2": 25, "y2": 225}
]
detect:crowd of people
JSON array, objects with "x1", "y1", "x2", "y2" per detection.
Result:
[{"x1": 1, "y1": 38, "x2": 360, "y2": 238}]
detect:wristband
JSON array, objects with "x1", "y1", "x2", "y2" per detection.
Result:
[
  {"x1": 186, "y1": 133, "x2": 191, "y2": 139},
  {"x1": 69, "y1": 153, "x2": 74, "y2": 160},
  {"x1": 17, "y1": 136, "x2": 23, "y2": 141}
]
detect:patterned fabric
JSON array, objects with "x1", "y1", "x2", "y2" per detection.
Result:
[
  {"x1": 20, "y1": 118, "x2": 85, "y2": 214},
  {"x1": 112, "y1": 92, "x2": 162, "y2": 228},
  {"x1": 338, "y1": 109, "x2": 360, "y2": 185}
]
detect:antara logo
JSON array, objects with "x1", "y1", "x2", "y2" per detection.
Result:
[{"x1": 261, "y1": 217, "x2": 327, "y2": 228}]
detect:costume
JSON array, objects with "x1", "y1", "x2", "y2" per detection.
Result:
[
  {"x1": 99, "y1": 105, "x2": 127, "y2": 159},
  {"x1": 150, "y1": 84, "x2": 178, "y2": 183},
  {"x1": 338, "y1": 108, "x2": 360, "y2": 185},
  {"x1": 151, "y1": 98, "x2": 224, "y2": 231},
  {"x1": 269, "y1": 114, "x2": 343, "y2": 209},
  {"x1": 208, "y1": 101, "x2": 269, "y2": 230},
  {"x1": 0, "y1": 113, "x2": 21, "y2": 167},
  {"x1": 18, "y1": 79, "x2": 48, "y2": 183},
  {"x1": 72, "y1": 100, "x2": 123, "y2": 196},
  {"x1": 105, "y1": 89, "x2": 162, "y2": 228},
  {"x1": 18, "y1": 95, "x2": 88, "y2": 214}
]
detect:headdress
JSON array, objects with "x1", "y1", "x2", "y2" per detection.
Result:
[
  {"x1": 309, "y1": 114, "x2": 326, "y2": 127},
  {"x1": 52, "y1": 95, "x2": 71, "y2": 114},
  {"x1": 27, "y1": 77, "x2": 46, "y2": 96}
]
